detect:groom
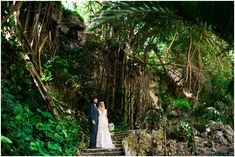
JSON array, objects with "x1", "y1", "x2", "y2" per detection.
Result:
[{"x1": 88, "y1": 97, "x2": 99, "y2": 148}]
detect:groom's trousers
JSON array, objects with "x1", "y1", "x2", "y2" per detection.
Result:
[{"x1": 90, "y1": 123, "x2": 98, "y2": 148}]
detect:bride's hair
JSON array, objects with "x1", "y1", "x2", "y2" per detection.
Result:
[{"x1": 98, "y1": 101, "x2": 105, "y2": 108}]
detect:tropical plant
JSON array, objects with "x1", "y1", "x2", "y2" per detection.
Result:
[
  {"x1": 87, "y1": 1, "x2": 234, "y2": 130},
  {"x1": 90, "y1": 1, "x2": 233, "y2": 45},
  {"x1": 1, "y1": 1, "x2": 233, "y2": 156}
]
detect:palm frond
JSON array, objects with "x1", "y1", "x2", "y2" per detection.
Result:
[{"x1": 89, "y1": 1, "x2": 234, "y2": 45}]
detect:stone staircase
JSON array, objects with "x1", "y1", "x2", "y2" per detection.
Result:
[{"x1": 80, "y1": 131, "x2": 130, "y2": 156}]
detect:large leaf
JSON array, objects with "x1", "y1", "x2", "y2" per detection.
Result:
[
  {"x1": 174, "y1": 98, "x2": 191, "y2": 111},
  {"x1": 53, "y1": 133, "x2": 64, "y2": 142},
  {"x1": 1, "y1": 135, "x2": 13, "y2": 144},
  {"x1": 36, "y1": 122, "x2": 51, "y2": 131},
  {"x1": 90, "y1": 1, "x2": 233, "y2": 45},
  {"x1": 37, "y1": 109, "x2": 54, "y2": 119},
  {"x1": 47, "y1": 142, "x2": 62, "y2": 152}
]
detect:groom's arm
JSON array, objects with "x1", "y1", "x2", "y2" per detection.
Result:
[{"x1": 89, "y1": 105, "x2": 96, "y2": 124}]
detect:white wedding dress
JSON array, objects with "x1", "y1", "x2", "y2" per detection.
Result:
[{"x1": 96, "y1": 109, "x2": 115, "y2": 148}]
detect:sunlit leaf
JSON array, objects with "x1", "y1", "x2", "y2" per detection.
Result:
[
  {"x1": 174, "y1": 98, "x2": 191, "y2": 111},
  {"x1": 1, "y1": 135, "x2": 13, "y2": 144},
  {"x1": 15, "y1": 115, "x2": 22, "y2": 120},
  {"x1": 47, "y1": 142, "x2": 62, "y2": 151},
  {"x1": 37, "y1": 109, "x2": 53, "y2": 119}
]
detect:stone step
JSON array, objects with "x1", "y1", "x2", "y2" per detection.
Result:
[
  {"x1": 112, "y1": 134, "x2": 128, "y2": 138},
  {"x1": 82, "y1": 147, "x2": 123, "y2": 153},
  {"x1": 112, "y1": 138, "x2": 126, "y2": 142},
  {"x1": 112, "y1": 134, "x2": 129, "y2": 138},
  {"x1": 112, "y1": 138, "x2": 124, "y2": 142},
  {"x1": 113, "y1": 143, "x2": 122, "y2": 147},
  {"x1": 81, "y1": 150, "x2": 125, "y2": 156},
  {"x1": 114, "y1": 144, "x2": 122, "y2": 147},
  {"x1": 113, "y1": 141, "x2": 122, "y2": 145},
  {"x1": 112, "y1": 132, "x2": 130, "y2": 135},
  {"x1": 112, "y1": 131, "x2": 130, "y2": 136},
  {"x1": 111, "y1": 132, "x2": 130, "y2": 136},
  {"x1": 111, "y1": 136, "x2": 127, "y2": 141},
  {"x1": 79, "y1": 131, "x2": 131, "y2": 156},
  {"x1": 113, "y1": 130, "x2": 130, "y2": 133}
]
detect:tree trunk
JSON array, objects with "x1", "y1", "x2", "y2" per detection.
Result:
[
  {"x1": 21, "y1": 54, "x2": 61, "y2": 120},
  {"x1": 14, "y1": 2, "x2": 62, "y2": 120},
  {"x1": 111, "y1": 49, "x2": 117, "y2": 111},
  {"x1": 163, "y1": 113, "x2": 167, "y2": 155}
]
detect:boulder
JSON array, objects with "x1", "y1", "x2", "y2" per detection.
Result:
[
  {"x1": 203, "y1": 140, "x2": 214, "y2": 148},
  {"x1": 122, "y1": 122, "x2": 233, "y2": 156},
  {"x1": 222, "y1": 125, "x2": 234, "y2": 143},
  {"x1": 201, "y1": 132, "x2": 208, "y2": 138},
  {"x1": 198, "y1": 147, "x2": 207, "y2": 154},
  {"x1": 207, "y1": 120, "x2": 224, "y2": 131},
  {"x1": 212, "y1": 131, "x2": 223, "y2": 143},
  {"x1": 193, "y1": 127, "x2": 200, "y2": 136},
  {"x1": 223, "y1": 128, "x2": 233, "y2": 137},
  {"x1": 212, "y1": 147, "x2": 217, "y2": 152},
  {"x1": 224, "y1": 125, "x2": 233, "y2": 133},
  {"x1": 122, "y1": 134, "x2": 137, "y2": 156},
  {"x1": 193, "y1": 122, "x2": 206, "y2": 133},
  {"x1": 137, "y1": 130, "x2": 152, "y2": 155},
  {"x1": 224, "y1": 133, "x2": 233, "y2": 143},
  {"x1": 220, "y1": 136, "x2": 228, "y2": 145},
  {"x1": 122, "y1": 129, "x2": 165, "y2": 156},
  {"x1": 194, "y1": 136, "x2": 202, "y2": 144},
  {"x1": 152, "y1": 128, "x2": 164, "y2": 154},
  {"x1": 167, "y1": 140, "x2": 177, "y2": 155}
]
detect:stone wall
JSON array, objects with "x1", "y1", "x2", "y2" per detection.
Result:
[
  {"x1": 122, "y1": 128, "x2": 164, "y2": 156},
  {"x1": 122, "y1": 121, "x2": 234, "y2": 156}
]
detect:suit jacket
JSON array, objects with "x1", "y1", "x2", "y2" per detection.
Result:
[{"x1": 89, "y1": 104, "x2": 99, "y2": 124}]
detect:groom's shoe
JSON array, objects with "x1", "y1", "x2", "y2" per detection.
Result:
[{"x1": 88, "y1": 145, "x2": 96, "y2": 149}]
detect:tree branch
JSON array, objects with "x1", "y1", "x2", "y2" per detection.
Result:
[
  {"x1": 1, "y1": 2, "x2": 23, "y2": 25},
  {"x1": 166, "y1": 27, "x2": 178, "y2": 52}
]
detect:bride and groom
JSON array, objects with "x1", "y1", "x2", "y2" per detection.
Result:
[{"x1": 89, "y1": 97, "x2": 115, "y2": 149}]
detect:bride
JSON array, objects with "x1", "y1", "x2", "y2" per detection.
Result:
[{"x1": 96, "y1": 101, "x2": 115, "y2": 149}]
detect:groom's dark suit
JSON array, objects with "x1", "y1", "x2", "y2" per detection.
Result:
[{"x1": 89, "y1": 103, "x2": 99, "y2": 148}]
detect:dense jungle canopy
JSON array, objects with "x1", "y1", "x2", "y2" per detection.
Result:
[{"x1": 1, "y1": 1, "x2": 234, "y2": 156}]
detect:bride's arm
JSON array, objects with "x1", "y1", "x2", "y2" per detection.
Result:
[{"x1": 105, "y1": 109, "x2": 108, "y2": 118}]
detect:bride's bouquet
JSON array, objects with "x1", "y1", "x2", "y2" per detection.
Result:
[{"x1": 108, "y1": 123, "x2": 114, "y2": 132}]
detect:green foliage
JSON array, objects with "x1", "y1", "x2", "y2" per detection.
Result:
[
  {"x1": 1, "y1": 136, "x2": 13, "y2": 144},
  {"x1": 174, "y1": 98, "x2": 191, "y2": 111},
  {"x1": 197, "y1": 105, "x2": 231, "y2": 124},
  {"x1": 1, "y1": 2, "x2": 234, "y2": 156},
  {"x1": 90, "y1": 1, "x2": 233, "y2": 44},
  {"x1": 177, "y1": 117, "x2": 189, "y2": 141},
  {"x1": 40, "y1": 65, "x2": 53, "y2": 82},
  {"x1": 1, "y1": 83, "x2": 81, "y2": 155},
  {"x1": 60, "y1": 2, "x2": 84, "y2": 23},
  {"x1": 114, "y1": 125, "x2": 129, "y2": 132},
  {"x1": 1, "y1": 35, "x2": 82, "y2": 155},
  {"x1": 155, "y1": 90, "x2": 174, "y2": 113},
  {"x1": 168, "y1": 97, "x2": 196, "y2": 153},
  {"x1": 186, "y1": 122, "x2": 196, "y2": 154}
]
